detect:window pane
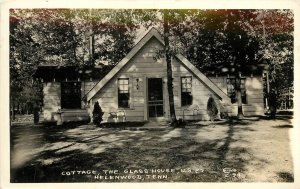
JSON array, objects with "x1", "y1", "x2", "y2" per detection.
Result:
[
  {"x1": 119, "y1": 85, "x2": 125, "y2": 91},
  {"x1": 124, "y1": 85, "x2": 129, "y2": 91},
  {"x1": 118, "y1": 93, "x2": 129, "y2": 108},
  {"x1": 181, "y1": 92, "x2": 192, "y2": 106},
  {"x1": 118, "y1": 78, "x2": 129, "y2": 108},
  {"x1": 227, "y1": 78, "x2": 246, "y2": 104},
  {"x1": 181, "y1": 76, "x2": 192, "y2": 106}
]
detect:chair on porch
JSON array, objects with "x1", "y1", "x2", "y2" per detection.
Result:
[
  {"x1": 108, "y1": 107, "x2": 127, "y2": 122},
  {"x1": 182, "y1": 104, "x2": 201, "y2": 121}
]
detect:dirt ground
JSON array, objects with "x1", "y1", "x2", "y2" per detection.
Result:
[{"x1": 10, "y1": 117, "x2": 294, "y2": 182}]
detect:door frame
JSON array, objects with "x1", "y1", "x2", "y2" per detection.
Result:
[
  {"x1": 144, "y1": 77, "x2": 165, "y2": 121},
  {"x1": 61, "y1": 81, "x2": 82, "y2": 109}
]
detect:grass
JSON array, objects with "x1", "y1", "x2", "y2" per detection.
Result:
[{"x1": 10, "y1": 117, "x2": 294, "y2": 182}]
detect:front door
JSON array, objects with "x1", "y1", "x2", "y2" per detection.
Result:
[
  {"x1": 61, "y1": 82, "x2": 81, "y2": 109},
  {"x1": 148, "y1": 78, "x2": 164, "y2": 118}
]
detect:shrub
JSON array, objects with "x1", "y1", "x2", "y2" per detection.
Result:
[
  {"x1": 207, "y1": 96, "x2": 218, "y2": 121},
  {"x1": 92, "y1": 101, "x2": 104, "y2": 126}
]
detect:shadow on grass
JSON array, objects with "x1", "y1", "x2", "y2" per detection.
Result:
[
  {"x1": 267, "y1": 116, "x2": 293, "y2": 121},
  {"x1": 272, "y1": 124, "x2": 293, "y2": 129},
  {"x1": 277, "y1": 172, "x2": 294, "y2": 182},
  {"x1": 100, "y1": 122, "x2": 148, "y2": 128},
  {"x1": 10, "y1": 118, "x2": 292, "y2": 183}
]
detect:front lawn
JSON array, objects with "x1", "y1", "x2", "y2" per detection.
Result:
[{"x1": 10, "y1": 117, "x2": 293, "y2": 182}]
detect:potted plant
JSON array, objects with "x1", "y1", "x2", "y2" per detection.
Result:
[
  {"x1": 207, "y1": 95, "x2": 218, "y2": 121},
  {"x1": 93, "y1": 101, "x2": 104, "y2": 127}
]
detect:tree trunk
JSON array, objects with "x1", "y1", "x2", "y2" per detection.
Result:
[
  {"x1": 236, "y1": 88, "x2": 244, "y2": 119},
  {"x1": 269, "y1": 87, "x2": 277, "y2": 119},
  {"x1": 89, "y1": 9, "x2": 95, "y2": 65},
  {"x1": 235, "y1": 76, "x2": 244, "y2": 119},
  {"x1": 89, "y1": 28, "x2": 95, "y2": 65},
  {"x1": 234, "y1": 43, "x2": 244, "y2": 119},
  {"x1": 11, "y1": 103, "x2": 15, "y2": 121},
  {"x1": 163, "y1": 10, "x2": 178, "y2": 126}
]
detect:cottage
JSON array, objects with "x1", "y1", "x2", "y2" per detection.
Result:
[{"x1": 34, "y1": 28, "x2": 266, "y2": 124}]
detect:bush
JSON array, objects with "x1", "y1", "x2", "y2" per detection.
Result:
[
  {"x1": 92, "y1": 101, "x2": 104, "y2": 126},
  {"x1": 207, "y1": 96, "x2": 218, "y2": 121}
]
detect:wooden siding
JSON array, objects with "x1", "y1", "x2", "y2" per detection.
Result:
[
  {"x1": 84, "y1": 80, "x2": 100, "y2": 94},
  {"x1": 90, "y1": 37, "x2": 235, "y2": 122},
  {"x1": 86, "y1": 29, "x2": 164, "y2": 101},
  {"x1": 43, "y1": 82, "x2": 61, "y2": 121},
  {"x1": 90, "y1": 37, "x2": 166, "y2": 122},
  {"x1": 42, "y1": 31, "x2": 265, "y2": 123},
  {"x1": 43, "y1": 80, "x2": 97, "y2": 122},
  {"x1": 208, "y1": 76, "x2": 265, "y2": 116}
]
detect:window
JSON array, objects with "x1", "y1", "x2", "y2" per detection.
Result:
[
  {"x1": 61, "y1": 82, "x2": 81, "y2": 109},
  {"x1": 227, "y1": 78, "x2": 247, "y2": 104},
  {"x1": 118, "y1": 78, "x2": 130, "y2": 108},
  {"x1": 181, "y1": 76, "x2": 193, "y2": 106}
]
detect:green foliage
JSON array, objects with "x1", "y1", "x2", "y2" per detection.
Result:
[
  {"x1": 9, "y1": 9, "x2": 139, "y2": 116},
  {"x1": 10, "y1": 9, "x2": 293, "y2": 117},
  {"x1": 256, "y1": 10, "x2": 294, "y2": 108},
  {"x1": 164, "y1": 9, "x2": 293, "y2": 113},
  {"x1": 10, "y1": 9, "x2": 139, "y2": 66},
  {"x1": 166, "y1": 10, "x2": 261, "y2": 73},
  {"x1": 11, "y1": 80, "x2": 43, "y2": 114}
]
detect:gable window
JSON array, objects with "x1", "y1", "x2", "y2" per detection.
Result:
[
  {"x1": 227, "y1": 78, "x2": 247, "y2": 104},
  {"x1": 118, "y1": 78, "x2": 130, "y2": 108},
  {"x1": 181, "y1": 76, "x2": 193, "y2": 106},
  {"x1": 61, "y1": 82, "x2": 81, "y2": 109}
]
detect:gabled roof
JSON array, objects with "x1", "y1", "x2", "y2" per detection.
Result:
[{"x1": 85, "y1": 27, "x2": 231, "y2": 103}]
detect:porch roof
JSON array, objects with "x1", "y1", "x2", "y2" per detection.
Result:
[{"x1": 33, "y1": 65, "x2": 113, "y2": 81}]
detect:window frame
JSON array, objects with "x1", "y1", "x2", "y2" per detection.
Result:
[
  {"x1": 226, "y1": 77, "x2": 247, "y2": 104},
  {"x1": 181, "y1": 76, "x2": 193, "y2": 107},
  {"x1": 117, "y1": 78, "x2": 130, "y2": 108}
]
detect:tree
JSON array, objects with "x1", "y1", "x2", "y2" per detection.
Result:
[
  {"x1": 163, "y1": 10, "x2": 178, "y2": 126},
  {"x1": 131, "y1": 9, "x2": 181, "y2": 126},
  {"x1": 146, "y1": 9, "x2": 259, "y2": 121},
  {"x1": 185, "y1": 9, "x2": 293, "y2": 117},
  {"x1": 10, "y1": 9, "x2": 293, "y2": 121},
  {"x1": 10, "y1": 10, "x2": 43, "y2": 118},
  {"x1": 151, "y1": 10, "x2": 193, "y2": 126},
  {"x1": 255, "y1": 10, "x2": 293, "y2": 114},
  {"x1": 9, "y1": 9, "x2": 139, "y2": 119},
  {"x1": 170, "y1": 10, "x2": 270, "y2": 118},
  {"x1": 223, "y1": 10, "x2": 256, "y2": 119}
]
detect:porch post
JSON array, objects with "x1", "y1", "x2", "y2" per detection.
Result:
[{"x1": 143, "y1": 76, "x2": 148, "y2": 121}]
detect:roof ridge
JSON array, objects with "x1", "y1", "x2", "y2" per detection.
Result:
[
  {"x1": 84, "y1": 27, "x2": 231, "y2": 103},
  {"x1": 84, "y1": 27, "x2": 160, "y2": 101}
]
